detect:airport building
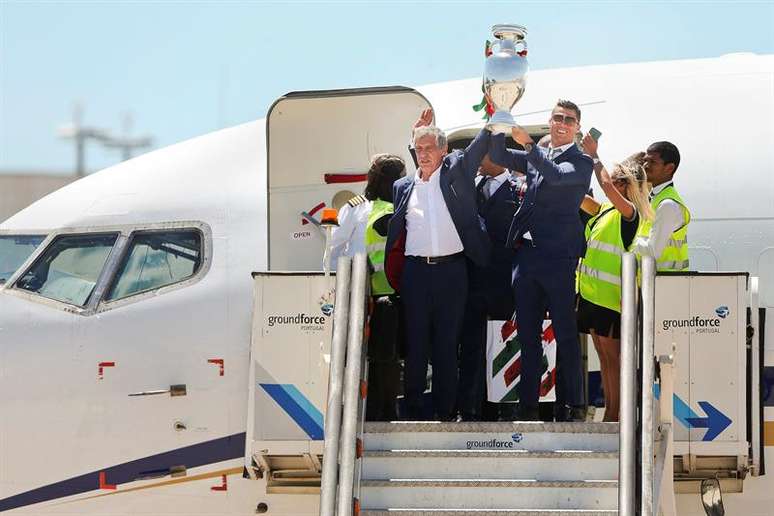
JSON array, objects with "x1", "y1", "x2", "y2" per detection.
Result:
[{"x1": 0, "y1": 172, "x2": 75, "y2": 221}]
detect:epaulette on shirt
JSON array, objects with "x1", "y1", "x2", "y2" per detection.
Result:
[{"x1": 347, "y1": 195, "x2": 367, "y2": 208}]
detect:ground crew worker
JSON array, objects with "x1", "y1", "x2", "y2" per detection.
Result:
[
  {"x1": 579, "y1": 137, "x2": 654, "y2": 421},
  {"x1": 633, "y1": 141, "x2": 690, "y2": 271},
  {"x1": 362, "y1": 154, "x2": 406, "y2": 421}
]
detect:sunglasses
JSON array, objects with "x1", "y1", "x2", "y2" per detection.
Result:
[{"x1": 551, "y1": 113, "x2": 578, "y2": 125}]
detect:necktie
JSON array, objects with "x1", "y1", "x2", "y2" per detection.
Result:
[
  {"x1": 549, "y1": 147, "x2": 560, "y2": 161},
  {"x1": 476, "y1": 175, "x2": 491, "y2": 210}
]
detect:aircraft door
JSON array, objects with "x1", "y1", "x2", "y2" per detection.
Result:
[{"x1": 265, "y1": 86, "x2": 431, "y2": 271}]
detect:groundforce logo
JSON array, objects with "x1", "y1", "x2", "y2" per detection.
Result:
[
  {"x1": 267, "y1": 313, "x2": 328, "y2": 331},
  {"x1": 466, "y1": 433, "x2": 523, "y2": 449},
  {"x1": 662, "y1": 310, "x2": 726, "y2": 334}
]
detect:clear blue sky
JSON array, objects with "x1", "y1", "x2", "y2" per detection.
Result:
[{"x1": 1, "y1": 1, "x2": 772, "y2": 174}]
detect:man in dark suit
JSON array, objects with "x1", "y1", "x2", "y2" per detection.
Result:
[
  {"x1": 385, "y1": 108, "x2": 491, "y2": 420},
  {"x1": 489, "y1": 99, "x2": 593, "y2": 422},
  {"x1": 458, "y1": 155, "x2": 526, "y2": 421}
]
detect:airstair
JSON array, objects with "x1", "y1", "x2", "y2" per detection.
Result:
[
  {"x1": 245, "y1": 252, "x2": 765, "y2": 516},
  {"x1": 358, "y1": 421, "x2": 619, "y2": 514},
  {"x1": 314, "y1": 253, "x2": 657, "y2": 516}
]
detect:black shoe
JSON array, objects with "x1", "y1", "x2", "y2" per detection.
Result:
[
  {"x1": 458, "y1": 412, "x2": 480, "y2": 422},
  {"x1": 517, "y1": 406, "x2": 541, "y2": 421},
  {"x1": 567, "y1": 406, "x2": 586, "y2": 422}
]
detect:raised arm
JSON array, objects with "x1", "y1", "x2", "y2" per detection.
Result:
[
  {"x1": 461, "y1": 128, "x2": 492, "y2": 179},
  {"x1": 581, "y1": 133, "x2": 635, "y2": 220},
  {"x1": 488, "y1": 132, "x2": 528, "y2": 174}
]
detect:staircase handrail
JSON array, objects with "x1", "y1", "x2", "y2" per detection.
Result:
[
  {"x1": 335, "y1": 253, "x2": 369, "y2": 516},
  {"x1": 619, "y1": 252, "x2": 638, "y2": 516},
  {"x1": 320, "y1": 256, "x2": 353, "y2": 516}
]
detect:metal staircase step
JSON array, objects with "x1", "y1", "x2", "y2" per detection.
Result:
[
  {"x1": 359, "y1": 479, "x2": 618, "y2": 510},
  {"x1": 362, "y1": 450, "x2": 618, "y2": 481},
  {"x1": 363, "y1": 422, "x2": 619, "y2": 452},
  {"x1": 361, "y1": 510, "x2": 618, "y2": 515}
]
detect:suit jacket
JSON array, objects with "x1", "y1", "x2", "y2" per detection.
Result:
[
  {"x1": 470, "y1": 173, "x2": 525, "y2": 299},
  {"x1": 489, "y1": 135, "x2": 593, "y2": 259},
  {"x1": 385, "y1": 128, "x2": 492, "y2": 289}
]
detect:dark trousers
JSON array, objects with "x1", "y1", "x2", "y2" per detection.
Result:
[
  {"x1": 401, "y1": 255, "x2": 467, "y2": 419},
  {"x1": 366, "y1": 295, "x2": 402, "y2": 421},
  {"x1": 458, "y1": 263, "x2": 514, "y2": 419},
  {"x1": 512, "y1": 246, "x2": 583, "y2": 410}
]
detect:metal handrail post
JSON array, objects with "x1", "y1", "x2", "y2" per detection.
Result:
[
  {"x1": 320, "y1": 257, "x2": 352, "y2": 516},
  {"x1": 336, "y1": 253, "x2": 368, "y2": 516},
  {"x1": 619, "y1": 252, "x2": 637, "y2": 516},
  {"x1": 655, "y1": 355, "x2": 677, "y2": 516},
  {"x1": 640, "y1": 256, "x2": 656, "y2": 515},
  {"x1": 750, "y1": 277, "x2": 761, "y2": 475}
]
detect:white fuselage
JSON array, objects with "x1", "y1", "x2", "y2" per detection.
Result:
[{"x1": 1, "y1": 53, "x2": 773, "y2": 515}]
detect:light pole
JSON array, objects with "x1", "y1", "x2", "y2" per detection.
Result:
[
  {"x1": 58, "y1": 103, "x2": 111, "y2": 177},
  {"x1": 101, "y1": 112, "x2": 153, "y2": 161}
]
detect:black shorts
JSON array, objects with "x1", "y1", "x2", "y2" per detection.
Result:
[{"x1": 576, "y1": 295, "x2": 621, "y2": 339}]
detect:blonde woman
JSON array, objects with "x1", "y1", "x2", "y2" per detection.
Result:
[{"x1": 578, "y1": 134, "x2": 653, "y2": 421}]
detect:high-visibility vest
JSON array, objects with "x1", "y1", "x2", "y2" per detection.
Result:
[
  {"x1": 578, "y1": 203, "x2": 635, "y2": 313},
  {"x1": 636, "y1": 184, "x2": 690, "y2": 271},
  {"x1": 365, "y1": 199, "x2": 394, "y2": 296}
]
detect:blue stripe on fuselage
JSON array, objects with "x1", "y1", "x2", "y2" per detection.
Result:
[{"x1": 0, "y1": 432, "x2": 245, "y2": 513}]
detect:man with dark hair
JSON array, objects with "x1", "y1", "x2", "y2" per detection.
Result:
[
  {"x1": 633, "y1": 141, "x2": 690, "y2": 271},
  {"x1": 489, "y1": 99, "x2": 593, "y2": 422},
  {"x1": 362, "y1": 154, "x2": 406, "y2": 421},
  {"x1": 458, "y1": 155, "x2": 526, "y2": 421}
]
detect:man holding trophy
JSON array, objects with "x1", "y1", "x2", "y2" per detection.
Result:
[{"x1": 484, "y1": 25, "x2": 593, "y2": 421}]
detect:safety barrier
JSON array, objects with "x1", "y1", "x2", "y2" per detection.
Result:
[
  {"x1": 619, "y1": 253, "x2": 676, "y2": 516},
  {"x1": 319, "y1": 253, "x2": 369, "y2": 516}
]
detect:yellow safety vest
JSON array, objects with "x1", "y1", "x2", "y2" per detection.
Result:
[
  {"x1": 365, "y1": 199, "x2": 394, "y2": 296},
  {"x1": 579, "y1": 203, "x2": 637, "y2": 313},
  {"x1": 635, "y1": 184, "x2": 690, "y2": 271}
]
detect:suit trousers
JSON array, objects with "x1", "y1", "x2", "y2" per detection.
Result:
[
  {"x1": 512, "y1": 245, "x2": 583, "y2": 410},
  {"x1": 401, "y1": 255, "x2": 467, "y2": 419},
  {"x1": 458, "y1": 263, "x2": 514, "y2": 418}
]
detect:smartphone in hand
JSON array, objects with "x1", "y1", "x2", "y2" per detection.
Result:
[{"x1": 589, "y1": 127, "x2": 602, "y2": 141}]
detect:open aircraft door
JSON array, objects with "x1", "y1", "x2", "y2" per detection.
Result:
[
  {"x1": 244, "y1": 88, "x2": 431, "y2": 503},
  {"x1": 264, "y1": 86, "x2": 431, "y2": 272}
]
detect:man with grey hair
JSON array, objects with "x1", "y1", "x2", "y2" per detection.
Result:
[{"x1": 385, "y1": 108, "x2": 492, "y2": 420}]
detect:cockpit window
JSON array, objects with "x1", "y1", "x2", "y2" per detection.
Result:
[
  {"x1": 106, "y1": 230, "x2": 202, "y2": 301},
  {"x1": 0, "y1": 235, "x2": 46, "y2": 285},
  {"x1": 15, "y1": 233, "x2": 118, "y2": 306}
]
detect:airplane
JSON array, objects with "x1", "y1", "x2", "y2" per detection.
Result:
[{"x1": 1, "y1": 52, "x2": 773, "y2": 515}]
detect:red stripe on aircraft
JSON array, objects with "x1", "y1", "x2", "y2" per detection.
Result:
[
  {"x1": 324, "y1": 173, "x2": 367, "y2": 184},
  {"x1": 301, "y1": 202, "x2": 326, "y2": 225}
]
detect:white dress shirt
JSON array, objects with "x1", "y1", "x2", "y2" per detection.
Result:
[
  {"x1": 547, "y1": 141, "x2": 574, "y2": 160},
  {"x1": 405, "y1": 166, "x2": 464, "y2": 257},
  {"x1": 476, "y1": 170, "x2": 511, "y2": 198},
  {"x1": 327, "y1": 199, "x2": 372, "y2": 265},
  {"x1": 632, "y1": 182, "x2": 686, "y2": 258}
]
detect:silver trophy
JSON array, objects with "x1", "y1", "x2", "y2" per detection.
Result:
[{"x1": 483, "y1": 24, "x2": 529, "y2": 134}]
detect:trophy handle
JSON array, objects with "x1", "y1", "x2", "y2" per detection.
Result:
[{"x1": 489, "y1": 38, "x2": 528, "y2": 56}]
